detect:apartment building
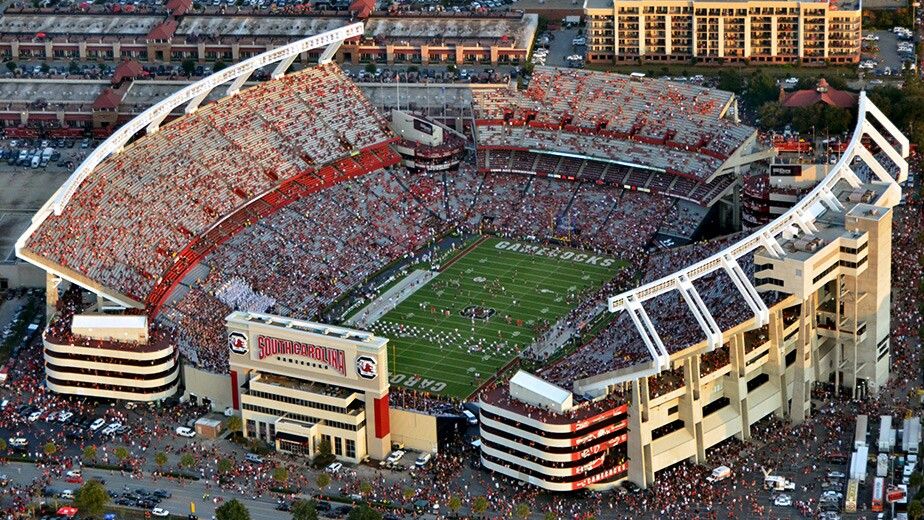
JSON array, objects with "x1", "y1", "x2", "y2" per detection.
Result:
[{"x1": 584, "y1": 0, "x2": 861, "y2": 65}]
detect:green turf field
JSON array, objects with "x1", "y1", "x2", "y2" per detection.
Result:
[{"x1": 368, "y1": 236, "x2": 624, "y2": 399}]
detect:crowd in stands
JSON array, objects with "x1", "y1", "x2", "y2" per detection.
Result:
[
  {"x1": 477, "y1": 149, "x2": 737, "y2": 206},
  {"x1": 24, "y1": 63, "x2": 392, "y2": 302},
  {"x1": 158, "y1": 162, "x2": 691, "y2": 374},
  {"x1": 472, "y1": 66, "x2": 755, "y2": 181},
  {"x1": 539, "y1": 232, "x2": 781, "y2": 387}
]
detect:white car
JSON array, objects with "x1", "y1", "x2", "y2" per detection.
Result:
[
  {"x1": 415, "y1": 453, "x2": 432, "y2": 467},
  {"x1": 774, "y1": 495, "x2": 792, "y2": 507},
  {"x1": 57, "y1": 411, "x2": 74, "y2": 423},
  {"x1": 822, "y1": 490, "x2": 843, "y2": 500},
  {"x1": 65, "y1": 470, "x2": 81, "y2": 478},
  {"x1": 326, "y1": 462, "x2": 343, "y2": 473},
  {"x1": 28, "y1": 411, "x2": 42, "y2": 422},
  {"x1": 60, "y1": 490, "x2": 74, "y2": 500},
  {"x1": 827, "y1": 471, "x2": 845, "y2": 479},
  {"x1": 386, "y1": 450, "x2": 406, "y2": 464},
  {"x1": 175, "y1": 426, "x2": 196, "y2": 438},
  {"x1": 151, "y1": 508, "x2": 169, "y2": 517},
  {"x1": 89, "y1": 418, "x2": 106, "y2": 431}
]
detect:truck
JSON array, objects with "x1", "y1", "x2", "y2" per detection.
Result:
[
  {"x1": 845, "y1": 479, "x2": 859, "y2": 513},
  {"x1": 763, "y1": 475, "x2": 796, "y2": 491},
  {"x1": 706, "y1": 466, "x2": 731, "y2": 483},
  {"x1": 902, "y1": 417, "x2": 920, "y2": 454},
  {"x1": 877, "y1": 453, "x2": 890, "y2": 477},
  {"x1": 879, "y1": 416, "x2": 894, "y2": 452}
]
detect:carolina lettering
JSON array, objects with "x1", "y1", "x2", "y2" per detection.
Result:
[{"x1": 257, "y1": 336, "x2": 346, "y2": 376}]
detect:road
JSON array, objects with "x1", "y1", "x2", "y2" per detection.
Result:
[{"x1": 7, "y1": 462, "x2": 316, "y2": 519}]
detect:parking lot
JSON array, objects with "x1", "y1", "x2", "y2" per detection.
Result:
[{"x1": 859, "y1": 28, "x2": 916, "y2": 86}]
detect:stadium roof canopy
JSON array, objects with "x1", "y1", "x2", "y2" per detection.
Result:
[{"x1": 510, "y1": 370, "x2": 572, "y2": 412}]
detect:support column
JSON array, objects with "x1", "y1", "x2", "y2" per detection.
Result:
[
  {"x1": 627, "y1": 378, "x2": 653, "y2": 488},
  {"x1": 638, "y1": 13, "x2": 646, "y2": 56},
  {"x1": 744, "y1": 16, "x2": 752, "y2": 58},
  {"x1": 45, "y1": 272, "x2": 61, "y2": 323},
  {"x1": 726, "y1": 332, "x2": 751, "y2": 440},
  {"x1": 790, "y1": 293, "x2": 816, "y2": 423},
  {"x1": 680, "y1": 357, "x2": 705, "y2": 463},
  {"x1": 767, "y1": 307, "x2": 787, "y2": 420},
  {"x1": 665, "y1": 14, "x2": 672, "y2": 55}
]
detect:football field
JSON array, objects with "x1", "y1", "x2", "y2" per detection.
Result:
[{"x1": 368, "y1": 236, "x2": 624, "y2": 399}]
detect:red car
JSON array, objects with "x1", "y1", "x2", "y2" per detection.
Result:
[{"x1": 65, "y1": 475, "x2": 83, "y2": 484}]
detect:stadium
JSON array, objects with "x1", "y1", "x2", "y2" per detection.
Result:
[{"x1": 15, "y1": 24, "x2": 910, "y2": 492}]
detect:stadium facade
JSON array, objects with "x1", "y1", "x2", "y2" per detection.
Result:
[
  {"x1": 226, "y1": 312, "x2": 392, "y2": 462},
  {"x1": 584, "y1": 0, "x2": 861, "y2": 65},
  {"x1": 11, "y1": 23, "x2": 909, "y2": 492},
  {"x1": 478, "y1": 94, "x2": 908, "y2": 491}
]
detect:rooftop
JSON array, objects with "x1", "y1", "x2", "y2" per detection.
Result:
[
  {"x1": 0, "y1": 14, "x2": 163, "y2": 35},
  {"x1": 363, "y1": 14, "x2": 538, "y2": 45},
  {"x1": 176, "y1": 15, "x2": 348, "y2": 37},
  {"x1": 0, "y1": 80, "x2": 106, "y2": 104}
]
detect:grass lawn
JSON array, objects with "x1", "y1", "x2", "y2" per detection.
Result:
[{"x1": 368, "y1": 236, "x2": 624, "y2": 399}]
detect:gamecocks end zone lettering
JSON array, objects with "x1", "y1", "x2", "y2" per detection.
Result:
[{"x1": 257, "y1": 336, "x2": 346, "y2": 376}]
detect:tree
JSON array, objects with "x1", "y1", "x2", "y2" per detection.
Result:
[
  {"x1": 74, "y1": 480, "x2": 110, "y2": 516},
  {"x1": 272, "y1": 465, "x2": 289, "y2": 484},
  {"x1": 448, "y1": 495, "x2": 462, "y2": 517},
  {"x1": 82, "y1": 445, "x2": 97, "y2": 462},
  {"x1": 347, "y1": 505, "x2": 382, "y2": 520},
  {"x1": 154, "y1": 452, "x2": 168, "y2": 470},
  {"x1": 401, "y1": 487, "x2": 415, "y2": 502},
  {"x1": 746, "y1": 70, "x2": 780, "y2": 108},
  {"x1": 68, "y1": 60, "x2": 80, "y2": 75},
  {"x1": 40, "y1": 63, "x2": 50, "y2": 74},
  {"x1": 513, "y1": 503, "x2": 530, "y2": 519},
  {"x1": 43, "y1": 441, "x2": 57, "y2": 457},
  {"x1": 757, "y1": 101, "x2": 787, "y2": 131},
  {"x1": 314, "y1": 437, "x2": 335, "y2": 467},
  {"x1": 716, "y1": 69, "x2": 744, "y2": 95},
  {"x1": 912, "y1": 471, "x2": 924, "y2": 488},
  {"x1": 182, "y1": 58, "x2": 197, "y2": 77},
  {"x1": 214, "y1": 60, "x2": 227, "y2": 72},
  {"x1": 113, "y1": 446, "x2": 130, "y2": 465},
  {"x1": 226, "y1": 415, "x2": 243, "y2": 435},
  {"x1": 359, "y1": 480, "x2": 373, "y2": 497},
  {"x1": 291, "y1": 499, "x2": 319, "y2": 520},
  {"x1": 316, "y1": 472, "x2": 331, "y2": 491},
  {"x1": 910, "y1": 499, "x2": 924, "y2": 520},
  {"x1": 217, "y1": 457, "x2": 233, "y2": 475},
  {"x1": 216, "y1": 499, "x2": 251, "y2": 520},
  {"x1": 0, "y1": 437, "x2": 7, "y2": 453},
  {"x1": 5, "y1": 62, "x2": 16, "y2": 73},
  {"x1": 365, "y1": 62, "x2": 377, "y2": 74},
  {"x1": 543, "y1": 512, "x2": 558, "y2": 520},
  {"x1": 180, "y1": 453, "x2": 196, "y2": 469},
  {"x1": 472, "y1": 496, "x2": 489, "y2": 517}
]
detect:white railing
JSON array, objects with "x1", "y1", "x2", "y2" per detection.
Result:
[{"x1": 579, "y1": 93, "x2": 908, "y2": 394}]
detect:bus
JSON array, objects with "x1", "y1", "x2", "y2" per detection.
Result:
[
  {"x1": 855, "y1": 414, "x2": 869, "y2": 449},
  {"x1": 872, "y1": 477, "x2": 885, "y2": 512},
  {"x1": 845, "y1": 479, "x2": 859, "y2": 513}
]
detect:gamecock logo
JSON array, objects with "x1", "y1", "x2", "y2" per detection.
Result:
[
  {"x1": 228, "y1": 332, "x2": 248, "y2": 355},
  {"x1": 356, "y1": 356, "x2": 377, "y2": 380}
]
